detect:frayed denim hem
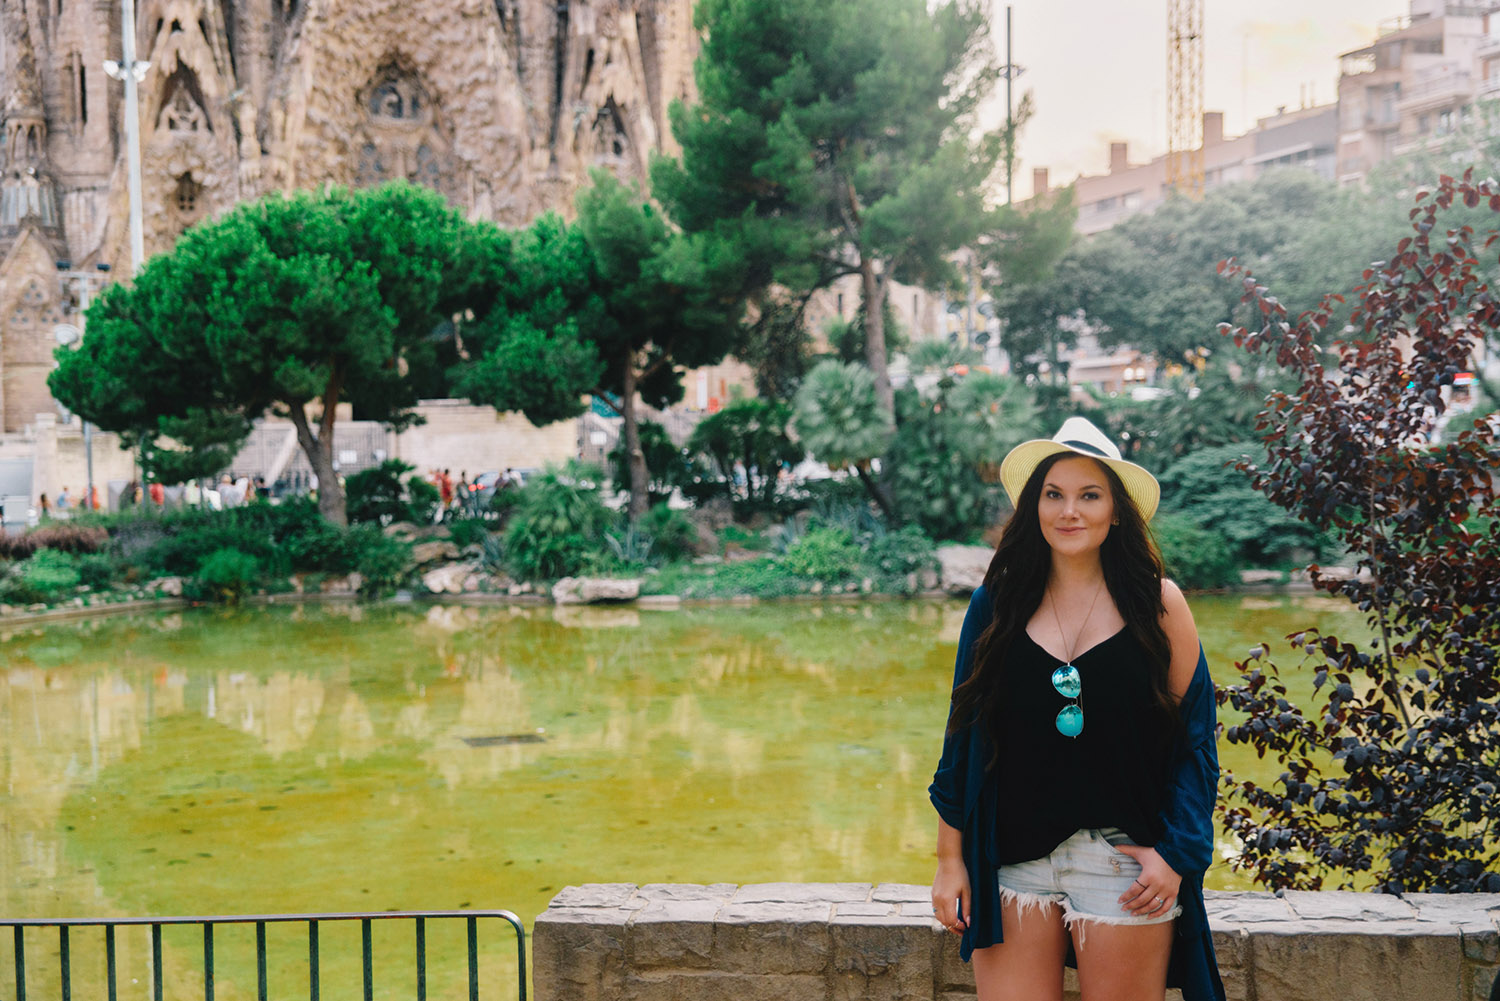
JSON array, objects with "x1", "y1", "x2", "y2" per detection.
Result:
[{"x1": 996, "y1": 883, "x2": 1180, "y2": 949}]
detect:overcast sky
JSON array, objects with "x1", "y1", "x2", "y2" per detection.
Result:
[{"x1": 998, "y1": 0, "x2": 1409, "y2": 196}]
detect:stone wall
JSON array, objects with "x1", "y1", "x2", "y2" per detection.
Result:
[{"x1": 534, "y1": 883, "x2": 1500, "y2": 1001}]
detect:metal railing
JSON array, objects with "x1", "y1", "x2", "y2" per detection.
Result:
[{"x1": 0, "y1": 910, "x2": 526, "y2": 1001}]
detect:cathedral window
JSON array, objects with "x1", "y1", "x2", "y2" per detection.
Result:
[
  {"x1": 79, "y1": 63, "x2": 88, "y2": 124},
  {"x1": 366, "y1": 68, "x2": 427, "y2": 124},
  {"x1": 175, "y1": 173, "x2": 201, "y2": 215},
  {"x1": 158, "y1": 67, "x2": 211, "y2": 133},
  {"x1": 595, "y1": 102, "x2": 628, "y2": 159}
]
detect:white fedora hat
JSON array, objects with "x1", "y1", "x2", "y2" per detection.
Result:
[{"x1": 998, "y1": 416, "x2": 1160, "y2": 520}]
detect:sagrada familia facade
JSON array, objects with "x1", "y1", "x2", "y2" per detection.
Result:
[{"x1": 0, "y1": 0, "x2": 698, "y2": 436}]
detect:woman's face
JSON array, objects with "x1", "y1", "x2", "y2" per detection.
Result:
[{"x1": 1036, "y1": 456, "x2": 1115, "y2": 559}]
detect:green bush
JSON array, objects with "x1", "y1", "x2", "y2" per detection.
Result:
[
  {"x1": 14, "y1": 549, "x2": 82, "y2": 601},
  {"x1": 638, "y1": 504, "x2": 697, "y2": 563},
  {"x1": 76, "y1": 552, "x2": 124, "y2": 591},
  {"x1": 194, "y1": 547, "x2": 261, "y2": 604},
  {"x1": 1152, "y1": 512, "x2": 1238, "y2": 591},
  {"x1": 718, "y1": 523, "x2": 770, "y2": 553},
  {"x1": 866, "y1": 524, "x2": 938, "y2": 579},
  {"x1": 350, "y1": 526, "x2": 413, "y2": 596},
  {"x1": 446, "y1": 517, "x2": 492, "y2": 551},
  {"x1": 1157, "y1": 445, "x2": 1326, "y2": 566},
  {"x1": 781, "y1": 526, "x2": 861, "y2": 583},
  {"x1": 347, "y1": 460, "x2": 439, "y2": 526},
  {"x1": 504, "y1": 462, "x2": 612, "y2": 581}
]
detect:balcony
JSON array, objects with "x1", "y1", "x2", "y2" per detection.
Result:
[{"x1": 1398, "y1": 65, "x2": 1475, "y2": 112}]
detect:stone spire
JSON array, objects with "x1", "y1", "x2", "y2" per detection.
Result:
[
  {"x1": 2, "y1": 0, "x2": 46, "y2": 123},
  {"x1": 1, "y1": 0, "x2": 59, "y2": 231}
]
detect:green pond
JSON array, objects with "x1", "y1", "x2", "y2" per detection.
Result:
[{"x1": 0, "y1": 593, "x2": 1372, "y2": 997}]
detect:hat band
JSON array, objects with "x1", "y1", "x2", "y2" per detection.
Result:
[{"x1": 1060, "y1": 439, "x2": 1110, "y2": 458}]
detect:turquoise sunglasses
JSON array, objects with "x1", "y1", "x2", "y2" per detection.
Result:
[{"x1": 1051, "y1": 664, "x2": 1084, "y2": 738}]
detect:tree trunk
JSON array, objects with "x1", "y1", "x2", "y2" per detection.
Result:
[
  {"x1": 288, "y1": 391, "x2": 348, "y2": 527},
  {"x1": 859, "y1": 255, "x2": 895, "y2": 421},
  {"x1": 621, "y1": 359, "x2": 650, "y2": 521},
  {"x1": 854, "y1": 462, "x2": 894, "y2": 521}
]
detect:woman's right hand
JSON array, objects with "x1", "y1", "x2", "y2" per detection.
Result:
[{"x1": 932, "y1": 856, "x2": 971, "y2": 935}]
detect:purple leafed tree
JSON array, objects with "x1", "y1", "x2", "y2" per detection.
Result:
[{"x1": 1214, "y1": 169, "x2": 1500, "y2": 892}]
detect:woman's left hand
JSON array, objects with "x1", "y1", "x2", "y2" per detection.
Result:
[{"x1": 1114, "y1": 845, "x2": 1182, "y2": 918}]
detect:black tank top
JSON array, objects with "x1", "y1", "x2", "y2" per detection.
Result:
[{"x1": 990, "y1": 626, "x2": 1173, "y2": 865}]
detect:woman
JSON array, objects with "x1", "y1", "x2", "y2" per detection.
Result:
[{"x1": 929, "y1": 417, "x2": 1223, "y2": 1001}]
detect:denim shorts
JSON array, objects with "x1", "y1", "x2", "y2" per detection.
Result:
[{"x1": 994, "y1": 828, "x2": 1182, "y2": 936}]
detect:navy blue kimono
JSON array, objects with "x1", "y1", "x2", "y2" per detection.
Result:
[{"x1": 928, "y1": 586, "x2": 1226, "y2": 1001}]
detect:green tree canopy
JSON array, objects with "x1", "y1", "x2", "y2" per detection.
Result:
[
  {"x1": 51, "y1": 182, "x2": 483, "y2": 525},
  {"x1": 998, "y1": 170, "x2": 1402, "y2": 375},
  {"x1": 652, "y1": 0, "x2": 1006, "y2": 419},
  {"x1": 456, "y1": 171, "x2": 745, "y2": 519}
]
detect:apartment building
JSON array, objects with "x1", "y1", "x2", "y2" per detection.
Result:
[
  {"x1": 1336, "y1": 0, "x2": 1500, "y2": 183},
  {"x1": 1043, "y1": 107, "x2": 1338, "y2": 236}
]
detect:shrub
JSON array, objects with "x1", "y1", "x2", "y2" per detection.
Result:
[
  {"x1": 446, "y1": 517, "x2": 492, "y2": 551},
  {"x1": 503, "y1": 462, "x2": 611, "y2": 581},
  {"x1": 1157, "y1": 444, "x2": 1326, "y2": 566},
  {"x1": 686, "y1": 399, "x2": 800, "y2": 512},
  {"x1": 27, "y1": 523, "x2": 109, "y2": 555},
  {"x1": 0, "y1": 531, "x2": 36, "y2": 561},
  {"x1": 350, "y1": 526, "x2": 413, "y2": 596},
  {"x1": 1215, "y1": 173, "x2": 1500, "y2": 892},
  {"x1": 781, "y1": 526, "x2": 860, "y2": 583},
  {"x1": 1151, "y1": 512, "x2": 1238, "y2": 591},
  {"x1": 638, "y1": 503, "x2": 697, "y2": 563},
  {"x1": 15, "y1": 549, "x2": 82, "y2": 601},
  {"x1": 866, "y1": 524, "x2": 938, "y2": 579},
  {"x1": 347, "y1": 460, "x2": 439, "y2": 526},
  {"x1": 194, "y1": 547, "x2": 260, "y2": 603},
  {"x1": 76, "y1": 552, "x2": 124, "y2": 591}
]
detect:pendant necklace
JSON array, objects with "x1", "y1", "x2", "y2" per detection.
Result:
[{"x1": 1048, "y1": 577, "x2": 1104, "y2": 739}]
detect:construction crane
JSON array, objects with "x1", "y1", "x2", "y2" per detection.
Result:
[{"x1": 1166, "y1": 0, "x2": 1204, "y2": 198}]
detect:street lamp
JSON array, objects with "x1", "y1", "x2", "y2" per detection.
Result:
[
  {"x1": 102, "y1": 0, "x2": 150, "y2": 274},
  {"x1": 1001, "y1": 5, "x2": 1026, "y2": 205},
  {"x1": 54, "y1": 261, "x2": 112, "y2": 511}
]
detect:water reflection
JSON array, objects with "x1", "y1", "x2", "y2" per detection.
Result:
[{"x1": 1, "y1": 594, "x2": 1375, "y2": 933}]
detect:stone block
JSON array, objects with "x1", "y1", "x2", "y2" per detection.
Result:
[
  {"x1": 1203, "y1": 890, "x2": 1295, "y2": 926},
  {"x1": 714, "y1": 902, "x2": 832, "y2": 975},
  {"x1": 899, "y1": 899, "x2": 936, "y2": 919},
  {"x1": 627, "y1": 900, "x2": 721, "y2": 969},
  {"x1": 549, "y1": 883, "x2": 641, "y2": 909},
  {"x1": 934, "y1": 929, "x2": 974, "y2": 991},
  {"x1": 873, "y1": 883, "x2": 931, "y2": 904},
  {"x1": 830, "y1": 914, "x2": 933, "y2": 1001},
  {"x1": 623, "y1": 970, "x2": 826, "y2": 1001},
  {"x1": 1211, "y1": 928, "x2": 1253, "y2": 1001},
  {"x1": 552, "y1": 576, "x2": 642, "y2": 604},
  {"x1": 936, "y1": 545, "x2": 990, "y2": 595},
  {"x1": 1464, "y1": 928, "x2": 1500, "y2": 965},
  {"x1": 533, "y1": 908, "x2": 630, "y2": 1001},
  {"x1": 411, "y1": 540, "x2": 460, "y2": 565},
  {"x1": 836, "y1": 902, "x2": 900, "y2": 918},
  {"x1": 1281, "y1": 889, "x2": 1416, "y2": 921},
  {"x1": 1472, "y1": 963, "x2": 1497, "y2": 1001},
  {"x1": 733, "y1": 882, "x2": 872, "y2": 903},
  {"x1": 636, "y1": 883, "x2": 737, "y2": 903},
  {"x1": 1249, "y1": 927, "x2": 1462, "y2": 1001}
]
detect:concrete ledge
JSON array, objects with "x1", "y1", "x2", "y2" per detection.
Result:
[{"x1": 534, "y1": 885, "x2": 1500, "y2": 1001}]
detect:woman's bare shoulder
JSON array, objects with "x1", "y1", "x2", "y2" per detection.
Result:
[{"x1": 1159, "y1": 578, "x2": 1200, "y2": 697}]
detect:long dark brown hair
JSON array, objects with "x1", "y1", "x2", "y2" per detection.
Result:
[{"x1": 947, "y1": 452, "x2": 1179, "y2": 759}]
